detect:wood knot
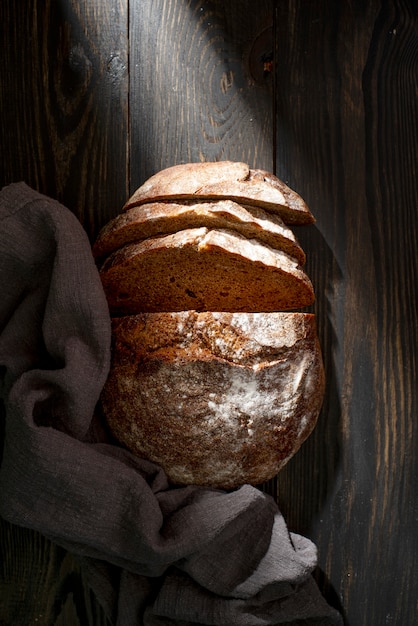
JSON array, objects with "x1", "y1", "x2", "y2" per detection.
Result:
[
  {"x1": 248, "y1": 26, "x2": 273, "y2": 88},
  {"x1": 220, "y1": 70, "x2": 234, "y2": 94}
]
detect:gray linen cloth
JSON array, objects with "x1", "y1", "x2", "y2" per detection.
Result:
[{"x1": 0, "y1": 182, "x2": 343, "y2": 625}]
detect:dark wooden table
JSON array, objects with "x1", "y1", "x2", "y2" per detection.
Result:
[{"x1": 1, "y1": 1, "x2": 417, "y2": 624}]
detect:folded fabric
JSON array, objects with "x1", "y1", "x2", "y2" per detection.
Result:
[{"x1": 0, "y1": 182, "x2": 342, "y2": 625}]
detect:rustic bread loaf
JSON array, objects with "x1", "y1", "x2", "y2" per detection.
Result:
[
  {"x1": 123, "y1": 161, "x2": 314, "y2": 224},
  {"x1": 92, "y1": 199, "x2": 306, "y2": 265},
  {"x1": 99, "y1": 227, "x2": 314, "y2": 315},
  {"x1": 100, "y1": 311, "x2": 325, "y2": 489}
]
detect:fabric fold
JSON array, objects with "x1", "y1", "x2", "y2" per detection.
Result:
[{"x1": 0, "y1": 183, "x2": 342, "y2": 625}]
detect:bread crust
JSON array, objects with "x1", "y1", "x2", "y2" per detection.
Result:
[
  {"x1": 93, "y1": 199, "x2": 306, "y2": 265},
  {"x1": 123, "y1": 162, "x2": 314, "y2": 224},
  {"x1": 100, "y1": 311, "x2": 325, "y2": 489}
]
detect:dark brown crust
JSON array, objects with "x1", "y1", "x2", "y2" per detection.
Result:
[
  {"x1": 249, "y1": 169, "x2": 311, "y2": 216},
  {"x1": 100, "y1": 311, "x2": 325, "y2": 489}
]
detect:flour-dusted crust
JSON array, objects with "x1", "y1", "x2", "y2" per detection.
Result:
[
  {"x1": 99, "y1": 227, "x2": 314, "y2": 315},
  {"x1": 100, "y1": 311, "x2": 325, "y2": 489},
  {"x1": 92, "y1": 199, "x2": 306, "y2": 265},
  {"x1": 123, "y1": 161, "x2": 314, "y2": 224}
]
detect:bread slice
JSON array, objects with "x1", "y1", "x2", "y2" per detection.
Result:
[
  {"x1": 100, "y1": 311, "x2": 325, "y2": 488},
  {"x1": 99, "y1": 227, "x2": 314, "y2": 315},
  {"x1": 124, "y1": 161, "x2": 314, "y2": 224},
  {"x1": 92, "y1": 199, "x2": 306, "y2": 265}
]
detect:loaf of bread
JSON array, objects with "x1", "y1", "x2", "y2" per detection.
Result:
[
  {"x1": 96, "y1": 161, "x2": 324, "y2": 488},
  {"x1": 99, "y1": 227, "x2": 314, "y2": 315},
  {"x1": 100, "y1": 311, "x2": 325, "y2": 489},
  {"x1": 123, "y1": 161, "x2": 315, "y2": 224},
  {"x1": 92, "y1": 199, "x2": 306, "y2": 265}
]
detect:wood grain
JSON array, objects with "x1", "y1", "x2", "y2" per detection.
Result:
[
  {"x1": 0, "y1": 1, "x2": 128, "y2": 623},
  {"x1": 129, "y1": 0, "x2": 274, "y2": 191},
  {"x1": 0, "y1": 0, "x2": 129, "y2": 240},
  {"x1": 272, "y1": 1, "x2": 418, "y2": 623}
]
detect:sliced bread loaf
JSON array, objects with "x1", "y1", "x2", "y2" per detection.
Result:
[
  {"x1": 124, "y1": 161, "x2": 314, "y2": 224},
  {"x1": 99, "y1": 227, "x2": 315, "y2": 315},
  {"x1": 93, "y1": 199, "x2": 306, "y2": 265}
]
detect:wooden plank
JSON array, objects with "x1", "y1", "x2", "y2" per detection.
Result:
[
  {"x1": 129, "y1": 0, "x2": 274, "y2": 192},
  {"x1": 272, "y1": 1, "x2": 418, "y2": 623},
  {"x1": 0, "y1": 0, "x2": 128, "y2": 623},
  {"x1": 0, "y1": 0, "x2": 129, "y2": 240}
]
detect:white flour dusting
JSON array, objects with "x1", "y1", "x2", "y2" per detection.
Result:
[{"x1": 206, "y1": 369, "x2": 289, "y2": 433}]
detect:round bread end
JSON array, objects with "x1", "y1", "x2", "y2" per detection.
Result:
[{"x1": 100, "y1": 311, "x2": 325, "y2": 489}]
